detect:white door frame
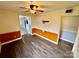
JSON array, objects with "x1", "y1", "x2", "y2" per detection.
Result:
[{"x1": 19, "y1": 15, "x2": 32, "y2": 35}]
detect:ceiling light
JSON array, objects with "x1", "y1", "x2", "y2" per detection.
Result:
[{"x1": 30, "y1": 10, "x2": 36, "y2": 14}]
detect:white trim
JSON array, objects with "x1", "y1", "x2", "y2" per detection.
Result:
[
  {"x1": 72, "y1": 27, "x2": 79, "y2": 53},
  {"x1": 61, "y1": 38, "x2": 74, "y2": 43},
  {"x1": 62, "y1": 30, "x2": 77, "y2": 34},
  {"x1": 32, "y1": 27, "x2": 59, "y2": 35},
  {"x1": 21, "y1": 32, "x2": 24, "y2": 36},
  {"x1": 1, "y1": 37, "x2": 22, "y2": 46},
  {"x1": 33, "y1": 33, "x2": 58, "y2": 45},
  {"x1": 0, "y1": 42, "x2": 1, "y2": 53},
  {"x1": 31, "y1": 33, "x2": 34, "y2": 35},
  {"x1": 57, "y1": 35, "x2": 60, "y2": 44}
]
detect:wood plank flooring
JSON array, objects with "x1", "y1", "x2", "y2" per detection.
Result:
[{"x1": 0, "y1": 35, "x2": 73, "y2": 58}]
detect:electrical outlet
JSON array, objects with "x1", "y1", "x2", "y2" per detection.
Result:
[{"x1": 14, "y1": 36, "x2": 16, "y2": 38}]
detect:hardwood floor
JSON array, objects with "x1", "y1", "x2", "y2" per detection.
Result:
[{"x1": 0, "y1": 35, "x2": 73, "y2": 58}]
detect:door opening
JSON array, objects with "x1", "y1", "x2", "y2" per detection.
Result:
[{"x1": 19, "y1": 16, "x2": 32, "y2": 35}]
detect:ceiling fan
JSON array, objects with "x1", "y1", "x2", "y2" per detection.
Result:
[{"x1": 20, "y1": 2, "x2": 44, "y2": 14}]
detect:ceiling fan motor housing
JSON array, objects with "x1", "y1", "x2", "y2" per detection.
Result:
[{"x1": 30, "y1": 5, "x2": 38, "y2": 10}]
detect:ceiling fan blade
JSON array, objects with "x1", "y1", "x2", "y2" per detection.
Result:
[
  {"x1": 40, "y1": 5, "x2": 54, "y2": 9},
  {"x1": 36, "y1": 9, "x2": 44, "y2": 12},
  {"x1": 19, "y1": 6, "x2": 30, "y2": 9},
  {"x1": 24, "y1": 10, "x2": 30, "y2": 12}
]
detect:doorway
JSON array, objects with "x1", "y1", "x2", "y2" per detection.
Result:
[{"x1": 19, "y1": 16, "x2": 32, "y2": 35}]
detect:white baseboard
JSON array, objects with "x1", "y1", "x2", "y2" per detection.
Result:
[
  {"x1": 61, "y1": 38, "x2": 74, "y2": 43},
  {"x1": 1, "y1": 37, "x2": 22, "y2": 46},
  {"x1": 32, "y1": 33, "x2": 58, "y2": 45}
]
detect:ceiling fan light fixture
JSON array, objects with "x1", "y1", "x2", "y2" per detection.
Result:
[
  {"x1": 30, "y1": 4, "x2": 38, "y2": 10},
  {"x1": 30, "y1": 10, "x2": 36, "y2": 14}
]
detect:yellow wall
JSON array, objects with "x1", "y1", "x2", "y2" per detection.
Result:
[
  {"x1": 51, "y1": 5, "x2": 79, "y2": 16},
  {"x1": 0, "y1": 8, "x2": 20, "y2": 34},
  {"x1": 25, "y1": 12, "x2": 39, "y2": 27},
  {"x1": 61, "y1": 16, "x2": 79, "y2": 33}
]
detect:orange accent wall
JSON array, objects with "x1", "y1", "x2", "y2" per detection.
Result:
[{"x1": 32, "y1": 28, "x2": 59, "y2": 42}]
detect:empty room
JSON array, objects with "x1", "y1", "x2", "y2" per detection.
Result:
[{"x1": 0, "y1": 1, "x2": 79, "y2": 58}]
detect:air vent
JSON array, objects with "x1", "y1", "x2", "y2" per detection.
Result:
[{"x1": 65, "y1": 9, "x2": 73, "y2": 13}]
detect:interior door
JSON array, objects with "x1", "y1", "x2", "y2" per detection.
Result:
[{"x1": 25, "y1": 16, "x2": 31, "y2": 34}]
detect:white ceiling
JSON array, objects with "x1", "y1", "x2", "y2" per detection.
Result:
[{"x1": 0, "y1": 1, "x2": 79, "y2": 12}]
